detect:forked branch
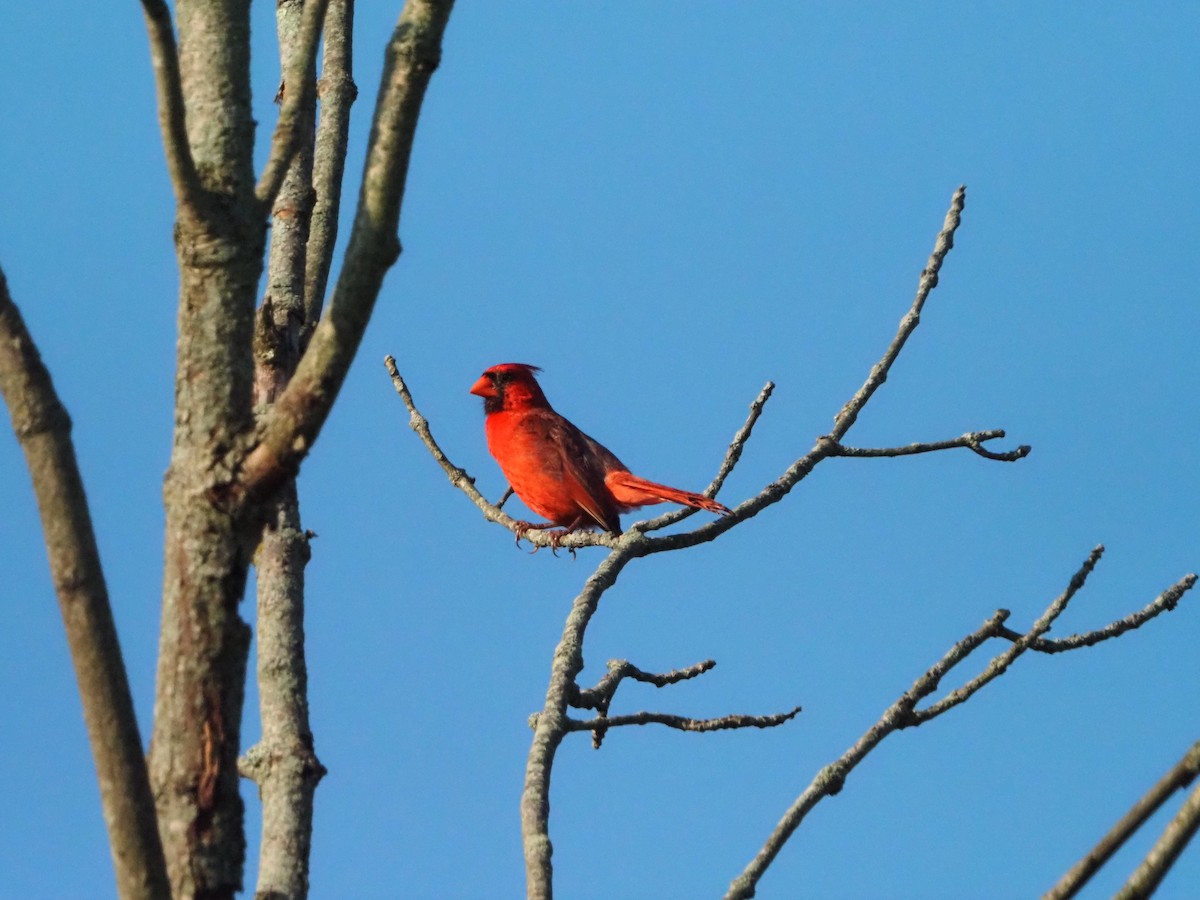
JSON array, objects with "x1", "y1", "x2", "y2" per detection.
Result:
[
  {"x1": 565, "y1": 658, "x2": 797, "y2": 749},
  {"x1": 724, "y1": 551, "x2": 1196, "y2": 899},
  {"x1": 238, "y1": 0, "x2": 456, "y2": 502}
]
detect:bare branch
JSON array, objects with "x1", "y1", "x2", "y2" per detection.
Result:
[
  {"x1": 727, "y1": 546, "x2": 1193, "y2": 898},
  {"x1": 1000, "y1": 573, "x2": 1197, "y2": 653},
  {"x1": 239, "y1": 488, "x2": 326, "y2": 900},
  {"x1": 571, "y1": 658, "x2": 719, "y2": 748},
  {"x1": 523, "y1": 550, "x2": 636, "y2": 900},
  {"x1": 0, "y1": 270, "x2": 170, "y2": 900},
  {"x1": 724, "y1": 609, "x2": 1011, "y2": 900},
  {"x1": 830, "y1": 185, "x2": 966, "y2": 439},
  {"x1": 1046, "y1": 740, "x2": 1200, "y2": 900},
  {"x1": 567, "y1": 707, "x2": 802, "y2": 734},
  {"x1": 139, "y1": 0, "x2": 203, "y2": 211},
  {"x1": 1115, "y1": 775, "x2": 1200, "y2": 900},
  {"x1": 744, "y1": 545, "x2": 1126, "y2": 893},
  {"x1": 238, "y1": 0, "x2": 456, "y2": 501},
  {"x1": 255, "y1": 0, "x2": 331, "y2": 208},
  {"x1": 303, "y1": 0, "x2": 357, "y2": 345},
  {"x1": 636, "y1": 187, "x2": 1019, "y2": 557},
  {"x1": 912, "y1": 546, "x2": 1104, "y2": 722},
  {"x1": 640, "y1": 381, "x2": 775, "y2": 532},
  {"x1": 828, "y1": 429, "x2": 1031, "y2": 462},
  {"x1": 240, "y1": 1, "x2": 332, "y2": 893},
  {"x1": 572, "y1": 658, "x2": 717, "y2": 711}
]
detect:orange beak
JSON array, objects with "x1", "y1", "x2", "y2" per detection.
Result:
[{"x1": 469, "y1": 375, "x2": 496, "y2": 398}]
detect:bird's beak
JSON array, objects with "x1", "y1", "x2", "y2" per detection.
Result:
[{"x1": 469, "y1": 375, "x2": 496, "y2": 398}]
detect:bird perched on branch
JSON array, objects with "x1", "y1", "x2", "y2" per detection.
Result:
[{"x1": 470, "y1": 363, "x2": 731, "y2": 545}]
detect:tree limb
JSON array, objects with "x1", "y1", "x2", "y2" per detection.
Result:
[
  {"x1": 0, "y1": 269, "x2": 170, "y2": 900},
  {"x1": 139, "y1": 0, "x2": 203, "y2": 213},
  {"x1": 827, "y1": 429, "x2": 1030, "y2": 462},
  {"x1": 566, "y1": 708, "x2": 802, "y2": 734},
  {"x1": 238, "y1": 0, "x2": 457, "y2": 502},
  {"x1": 831, "y1": 185, "x2": 965, "y2": 438},
  {"x1": 999, "y1": 573, "x2": 1197, "y2": 653},
  {"x1": 1046, "y1": 739, "x2": 1200, "y2": 900},
  {"x1": 240, "y1": 2, "x2": 329, "y2": 895},
  {"x1": 1115, "y1": 775, "x2": 1200, "y2": 900},
  {"x1": 255, "y1": 0, "x2": 331, "y2": 209},
  {"x1": 725, "y1": 549, "x2": 1195, "y2": 899},
  {"x1": 522, "y1": 549, "x2": 636, "y2": 900},
  {"x1": 303, "y1": 0, "x2": 358, "y2": 346},
  {"x1": 147, "y1": 1, "x2": 265, "y2": 892},
  {"x1": 239, "y1": 488, "x2": 326, "y2": 900}
]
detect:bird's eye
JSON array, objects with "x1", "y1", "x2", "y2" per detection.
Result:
[{"x1": 490, "y1": 371, "x2": 508, "y2": 386}]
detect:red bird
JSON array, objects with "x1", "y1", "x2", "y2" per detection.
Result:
[{"x1": 469, "y1": 363, "x2": 731, "y2": 541}]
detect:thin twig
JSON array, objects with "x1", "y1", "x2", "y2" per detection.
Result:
[
  {"x1": 139, "y1": 0, "x2": 202, "y2": 211},
  {"x1": 640, "y1": 381, "x2": 775, "y2": 532},
  {"x1": 1045, "y1": 740, "x2": 1200, "y2": 900},
  {"x1": 831, "y1": 185, "x2": 966, "y2": 439},
  {"x1": 572, "y1": 658, "x2": 717, "y2": 710},
  {"x1": 829, "y1": 429, "x2": 1030, "y2": 462},
  {"x1": 256, "y1": 0, "x2": 332, "y2": 208},
  {"x1": 912, "y1": 546, "x2": 1104, "y2": 722},
  {"x1": 572, "y1": 658, "x2": 719, "y2": 748},
  {"x1": 1000, "y1": 573, "x2": 1197, "y2": 653},
  {"x1": 566, "y1": 707, "x2": 802, "y2": 734}
]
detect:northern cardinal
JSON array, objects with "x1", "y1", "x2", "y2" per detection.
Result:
[{"x1": 470, "y1": 363, "x2": 731, "y2": 541}]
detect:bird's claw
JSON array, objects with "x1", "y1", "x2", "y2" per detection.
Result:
[{"x1": 511, "y1": 521, "x2": 576, "y2": 558}]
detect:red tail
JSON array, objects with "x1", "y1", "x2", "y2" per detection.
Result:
[{"x1": 604, "y1": 470, "x2": 731, "y2": 515}]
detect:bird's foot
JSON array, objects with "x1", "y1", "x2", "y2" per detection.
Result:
[
  {"x1": 544, "y1": 529, "x2": 577, "y2": 559},
  {"x1": 512, "y1": 520, "x2": 555, "y2": 548},
  {"x1": 511, "y1": 521, "x2": 578, "y2": 558}
]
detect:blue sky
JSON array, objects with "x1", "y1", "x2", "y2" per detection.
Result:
[{"x1": 2, "y1": 3, "x2": 1198, "y2": 898}]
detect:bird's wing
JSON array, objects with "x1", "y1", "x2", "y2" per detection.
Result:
[{"x1": 515, "y1": 409, "x2": 622, "y2": 534}]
